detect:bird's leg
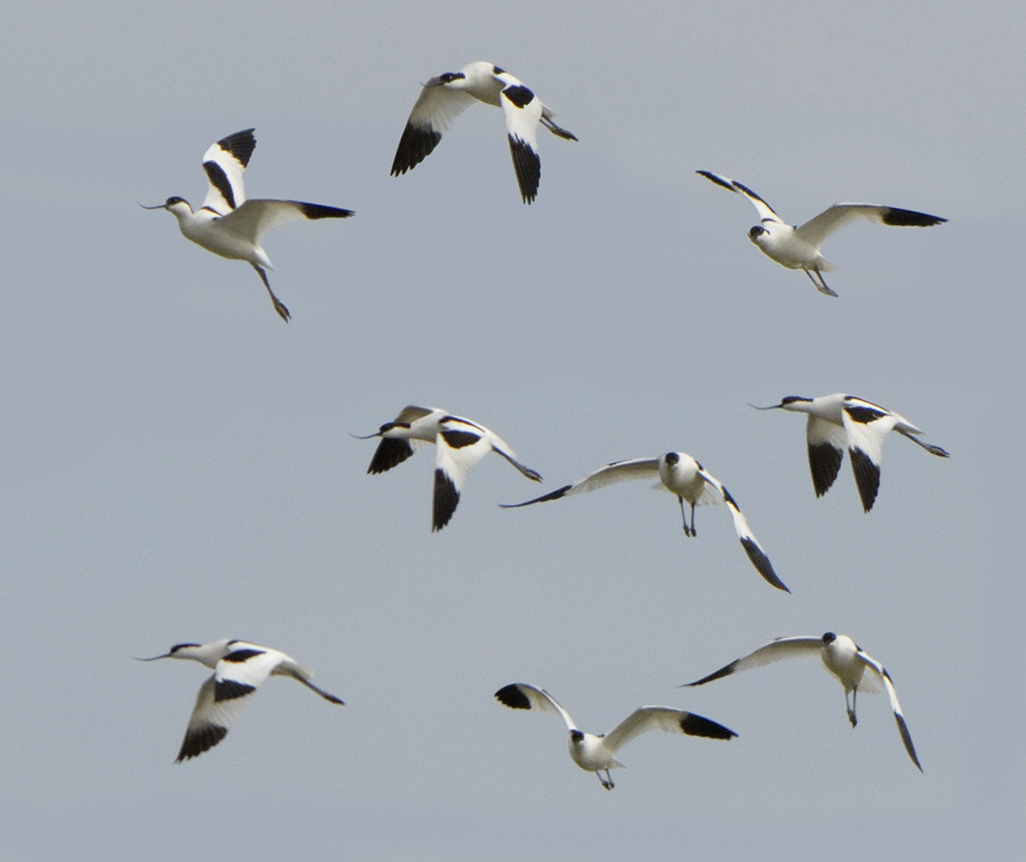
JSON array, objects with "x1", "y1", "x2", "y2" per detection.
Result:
[
  {"x1": 252, "y1": 264, "x2": 291, "y2": 322},
  {"x1": 846, "y1": 688, "x2": 858, "y2": 728},
  {"x1": 597, "y1": 770, "x2": 614, "y2": 790},
  {"x1": 805, "y1": 269, "x2": 839, "y2": 298},
  {"x1": 678, "y1": 497, "x2": 693, "y2": 537},
  {"x1": 689, "y1": 502, "x2": 697, "y2": 537}
]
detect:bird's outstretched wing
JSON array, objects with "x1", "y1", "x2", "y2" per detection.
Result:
[
  {"x1": 683, "y1": 636, "x2": 824, "y2": 686},
  {"x1": 176, "y1": 675, "x2": 250, "y2": 761},
  {"x1": 856, "y1": 650, "x2": 922, "y2": 771},
  {"x1": 391, "y1": 81, "x2": 478, "y2": 176},
  {"x1": 697, "y1": 170, "x2": 784, "y2": 225},
  {"x1": 603, "y1": 707, "x2": 736, "y2": 754},
  {"x1": 201, "y1": 129, "x2": 257, "y2": 213},
  {"x1": 495, "y1": 683, "x2": 579, "y2": 732},
  {"x1": 796, "y1": 204, "x2": 946, "y2": 249},
  {"x1": 218, "y1": 199, "x2": 353, "y2": 245},
  {"x1": 502, "y1": 458, "x2": 660, "y2": 507},
  {"x1": 840, "y1": 398, "x2": 900, "y2": 512}
]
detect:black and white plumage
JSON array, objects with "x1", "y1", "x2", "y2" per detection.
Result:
[
  {"x1": 502, "y1": 451, "x2": 788, "y2": 592},
  {"x1": 755, "y1": 393, "x2": 949, "y2": 512},
  {"x1": 683, "y1": 632, "x2": 921, "y2": 771},
  {"x1": 138, "y1": 639, "x2": 343, "y2": 761},
  {"x1": 697, "y1": 170, "x2": 947, "y2": 296},
  {"x1": 494, "y1": 683, "x2": 736, "y2": 790},
  {"x1": 357, "y1": 405, "x2": 542, "y2": 531},
  {"x1": 390, "y1": 61, "x2": 577, "y2": 204},
  {"x1": 142, "y1": 129, "x2": 354, "y2": 321}
]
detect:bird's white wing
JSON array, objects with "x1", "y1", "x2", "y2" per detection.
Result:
[
  {"x1": 432, "y1": 418, "x2": 493, "y2": 530},
  {"x1": 697, "y1": 469, "x2": 788, "y2": 592},
  {"x1": 806, "y1": 415, "x2": 848, "y2": 498},
  {"x1": 696, "y1": 170, "x2": 784, "y2": 225},
  {"x1": 218, "y1": 199, "x2": 354, "y2": 245},
  {"x1": 683, "y1": 636, "x2": 824, "y2": 686},
  {"x1": 501, "y1": 458, "x2": 660, "y2": 508},
  {"x1": 603, "y1": 707, "x2": 737, "y2": 754},
  {"x1": 494, "y1": 683, "x2": 578, "y2": 732},
  {"x1": 840, "y1": 398, "x2": 899, "y2": 512},
  {"x1": 390, "y1": 82, "x2": 478, "y2": 176},
  {"x1": 498, "y1": 76, "x2": 544, "y2": 203},
  {"x1": 201, "y1": 129, "x2": 256, "y2": 213},
  {"x1": 176, "y1": 675, "x2": 250, "y2": 761},
  {"x1": 796, "y1": 204, "x2": 947, "y2": 249},
  {"x1": 856, "y1": 651, "x2": 922, "y2": 771}
]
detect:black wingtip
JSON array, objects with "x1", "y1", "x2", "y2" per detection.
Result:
[
  {"x1": 848, "y1": 447, "x2": 881, "y2": 512},
  {"x1": 494, "y1": 683, "x2": 531, "y2": 710},
  {"x1": 740, "y1": 538, "x2": 790, "y2": 592},
  {"x1": 176, "y1": 724, "x2": 228, "y2": 762},
  {"x1": 391, "y1": 123, "x2": 441, "y2": 176},
  {"x1": 508, "y1": 135, "x2": 541, "y2": 204},
  {"x1": 681, "y1": 659, "x2": 740, "y2": 688},
  {"x1": 432, "y1": 468, "x2": 459, "y2": 531},
  {"x1": 881, "y1": 207, "x2": 947, "y2": 227},
  {"x1": 679, "y1": 712, "x2": 737, "y2": 740},
  {"x1": 499, "y1": 484, "x2": 573, "y2": 508}
]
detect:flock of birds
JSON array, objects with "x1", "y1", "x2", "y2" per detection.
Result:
[{"x1": 142, "y1": 61, "x2": 948, "y2": 787}]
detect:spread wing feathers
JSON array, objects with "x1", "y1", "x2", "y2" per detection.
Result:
[
  {"x1": 796, "y1": 204, "x2": 947, "y2": 249},
  {"x1": 214, "y1": 645, "x2": 282, "y2": 698},
  {"x1": 391, "y1": 84, "x2": 478, "y2": 176},
  {"x1": 696, "y1": 170, "x2": 783, "y2": 224},
  {"x1": 499, "y1": 80, "x2": 544, "y2": 203},
  {"x1": 368, "y1": 437, "x2": 417, "y2": 474},
  {"x1": 201, "y1": 129, "x2": 256, "y2": 213},
  {"x1": 697, "y1": 469, "x2": 788, "y2": 592},
  {"x1": 841, "y1": 400, "x2": 899, "y2": 512},
  {"x1": 176, "y1": 675, "x2": 250, "y2": 761},
  {"x1": 502, "y1": 458, "x2": 660, "y2": 508},
  {"x1": 432, "y1": 419, "x2": 492, "y2": 531},
  {"x1": 806, "y1": 416, "x2": 848, "y2": 497},
  {"x1": 684, "y1": 636, "x2": 825, "y2": 686},
  {"x1": 856, "y1": 651, "x2": 922, "y2": 770},
  {"x1": 494, "y1": 683, "x2": 578, "y2": 732},
  {"x1": 217, "y1": 199, "x2": 353, "y2": 245},
  {"x1": 603, "y1": 707, "x2": 737, "y2": 753}
]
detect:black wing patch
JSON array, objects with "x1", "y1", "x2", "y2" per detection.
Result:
[
  {"x1": 679, "y1": 713, "x2": 737, "y2": 740},
  {"x1": 215, "y1": 128, "x2": 256, "y2": 168},
  {"x1": 222, "y1": 649, "x2": 264, "y2": 663},
  {"x1": 176, "y1": 723, "x2": 227, "y2": 762},
  {"x1": 740, "y1": 538, "x2": 789, "y2": 592},
  {"x1": 844, "y1": 405, "x2": 888, "y2": 425},
  {"x1": 391, "y1": 123, "x2": 442, "y2": 176},
  {"x1": 440, "y1": 429, "x2": 480, "y2": 449},
  {"x1": 848, "y1": 447, "x2": 881, "y2": 512},
  {"x1": 508, "y1": 136, "x2": 541, "y2": 204},
  {"x1": 500, "y1": 484, "x2": 573, "y2": 508},
  {"x1": 368, "y1": 437, "x2": 415, "y2": 474},
  {"x1": 881, "y1": 207, "x2": 947, "y2": 228},
  {"x1": 203, "y1": 160, "x2": 237, "y2": 210},
  {"x1": 214, "y1": 679, "x2": 257, "y2": 702},
  {"x1": 297, "y1": 202, "x2": 355, "y2": 220},
  {"x1": 808, "y1": 442, "x2": 844, "y2": 497},
  {"x1": 494, "y1": 683, "x2": 532, "y2": 710},
  {"x1": 432, "y1": 468, "x2": 460, "y2": 531},
  {"x1": 502, "y1": 84, "x2": 535, "y2": 109}
]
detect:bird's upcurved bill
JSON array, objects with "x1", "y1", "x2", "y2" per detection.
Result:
[
  {"x1": 138, "y1": 202, "x2": 167, "y2": 210},
  {"x1": 133, "y1": 653, "x2": 172, "y2": 661},
  {"x1": 748, "y1": 402, "x2": 783, "y2": 411}
]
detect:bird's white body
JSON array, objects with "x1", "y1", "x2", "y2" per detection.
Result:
[
  {"x1": 391, "y1": 61, "x2": 576, "y2": 203},
  {"x1": 139, "y1": 638, "x2": 343, "y2": 761},
  {"x1": 145, "y1": 129, "x2": 353, "y2": 321},
  {"x1": 494, "y1": 682, "x2": 735, "y2": 789},
  {"x1": 762, "y1": 393, "x2": 949, "y2": 512},
  {"x1": 683, "y1": 632, "x2": 921, "y2": 770},
  {"x1": 360, "y1": 405, "x2": 541, "y2": 531},
  {"x1": 503, "y1": 450, "x2": 787, "y2": 591},
  {"x1": 697, "y1": 170, "x2": 947, "y2": 296}
]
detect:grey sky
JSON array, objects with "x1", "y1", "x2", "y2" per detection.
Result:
[{"x1": 1, "y1": 2, "x2": 1022, "y2": 859}]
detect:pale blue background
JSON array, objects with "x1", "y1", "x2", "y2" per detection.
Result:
[{"x1": 1, "y1": 2, "x2": 1021, "y2": 859}]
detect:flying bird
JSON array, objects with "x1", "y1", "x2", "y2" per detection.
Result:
[
  {"x1": 754, "y1": 393, "x2": 949, "y2": 512},
  {"x1": 502, "y1": 451, "x2": 788, "y2": 591},
  {"x1": 697, "y1": 170, "x2": 947, "y2": 296},
  {"x1": 391, "y1": 61, "x2": 577, "y2": 203},
  {"x1": 494, "y1": 682, "x2": 736, "y2": 789},
  {"x1": 138, "y1": 639, "x2": 344, "y2": 761},
  {"x1": 682, "y1": 632, "x2": 921, "y2": 770},
  {"x1": 357, "y1": 405, "x2": 541, "y2": 531},
  {"x1": 142, "y1": 128, "x2": 353, "y2": 321}
]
